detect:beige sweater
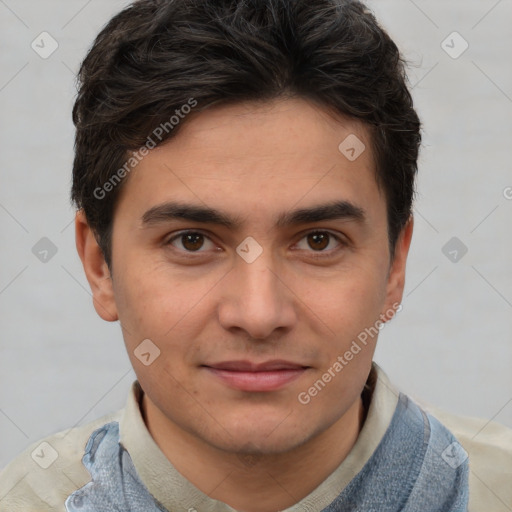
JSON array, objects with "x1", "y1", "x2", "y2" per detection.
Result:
[{"x1": 0, "y1": 365, "x2": 511, "y2": 511}]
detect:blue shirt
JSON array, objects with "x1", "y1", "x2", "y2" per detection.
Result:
[{"x1": 64, "y1": 393, "x2": 469, "y2": 511}]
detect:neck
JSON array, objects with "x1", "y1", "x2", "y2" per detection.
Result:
[{"x1": 142, "y1": 395, "x2": 366, "y2": 512}]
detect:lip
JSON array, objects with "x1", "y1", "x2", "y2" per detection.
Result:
[{"x1": 202, "y1": 360, "x2": 310, "y2": 392}]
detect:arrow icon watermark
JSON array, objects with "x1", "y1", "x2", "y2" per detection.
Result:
[
  {"x1": 236, "y1": 236, "x2": 263, "y2": 263},
  {"x1": 338, "y1": 134, "x2": 366, "y2": 161},
  {"x1": 31, "y1": 31, "x2": 59, "y2": 59},
  {"x1": 134, "y1": 339, "x2": 161, "y2": 366},
  {"x1": 32, "y1": 237, "x2": 58, "y2": 263},
  {"x1": 31, "y1": 441, "x2": 59, "y2": 469},
  {"x1": 442, "y1": 237, "x2": 468, "y2": 263}
]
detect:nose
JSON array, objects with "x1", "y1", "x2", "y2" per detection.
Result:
[{"x1": 217, "y1": 252, "x2": 297, "y2": 340}]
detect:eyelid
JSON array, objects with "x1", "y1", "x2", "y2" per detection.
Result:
[
  {"x1": 165, "y1": 229, "x2": 218, "y2": 252},
  {"x1": 292, "y1": 229, "x2": 347, "y2": 254},
  {"x1": 300, "y1": 229, "x2": 345, "y2": 242},
  {"x1": 164, "y1": 228, "x2": 347, "y2": 255}
]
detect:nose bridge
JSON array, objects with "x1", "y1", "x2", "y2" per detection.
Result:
[
  {"x1": 218, "y1": 245, "x2": 296, "y2": 338},
  {"x1": 235, "y1": 244, "x2": 282, "y2": 307},
  {"x1": 234, "y1": 234, "x2": 278, "y2": 290},
  {"x1": 239, "y1": 254, "x2": 279, "y2": 300}
]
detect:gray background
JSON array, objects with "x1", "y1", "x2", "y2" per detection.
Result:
[{"x1": 1, "y1": 0, "x2": 511, "y2": 469}]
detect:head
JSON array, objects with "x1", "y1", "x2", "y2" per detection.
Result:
[{"x1": 74, "y1": 0, "x2": 419, "y2": 456}]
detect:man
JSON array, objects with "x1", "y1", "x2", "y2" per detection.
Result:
[{"x1": 0, "y1": 0, "x2": 510, "y2": 510}]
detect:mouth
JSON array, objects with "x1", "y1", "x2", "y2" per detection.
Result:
[{"x1": 201, "y1": 360, "x2": 310, "y2": 392}]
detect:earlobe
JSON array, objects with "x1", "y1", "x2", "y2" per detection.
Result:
[
  {"x1": 382, "y1": 216, "x2": 414, "y2": 319},
  {"x1": 75, "y1": 210, "x2": 119, "y2": 322}
]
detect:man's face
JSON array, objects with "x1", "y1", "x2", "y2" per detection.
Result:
[{"x1": 82, "y1": 98, "x2": 410, "y2": 455}]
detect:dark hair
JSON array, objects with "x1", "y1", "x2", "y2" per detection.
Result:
[{"x1": 71, "y1": 0, "x2": 421, "y2": 269}]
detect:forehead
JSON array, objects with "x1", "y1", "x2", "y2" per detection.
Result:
[{"x1": 114, "y1": 97, "x2": 383, "y2": 223}]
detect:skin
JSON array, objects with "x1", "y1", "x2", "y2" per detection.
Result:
[{"x1": 76, "y1": 97, "x2": 413, "y2": 511}]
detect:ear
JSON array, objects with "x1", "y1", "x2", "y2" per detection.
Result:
[
  {"x1": 381, "y1": 216, "x2": 414, "y2": 320},
  {"x1": 75, "y1": 210, "x2": 119, "y2": 322}
]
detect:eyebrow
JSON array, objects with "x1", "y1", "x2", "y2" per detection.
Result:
[{"x1": 141, "y1": 200, "x2": 366, "y2": 229}]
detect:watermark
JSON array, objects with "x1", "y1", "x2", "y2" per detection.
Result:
[
  {"x1": 237, "y1": 442, "x2": 263, "y2": 468},
  {"x1": 441, "y1": 31, "x2": 469, "y2": 60},
  {"x1": 441, "y1": 441, "x2": 468, "y2": 469},
  {"x1": 298, "y1": 302, "x2": 402, "y2": 405},
  {"x1": 236, "y1": 236, "x2": 263, "y2": 264},
  {"x1": 504, "y1": 186, "x2": 512, "y2": 200},
  {"x1": 31, "y1": 441, "x2": 59, "y2": 469},
  {"x1": 441, "y1": 236, "x2": 468, "y2": 263},
  {"x1": 31, "y1": 31, "x2": 59, "y2": 59},
  {"x1": 338, "y1": 134, "x2": 366, "y2": 161},
  {"x1": 32, "y1": 237, "x2": 58, "y2": 263},
  {"x1": 93, "y1": 98, "x2": 198, "y2": 200},
  {"x1": 134, "y1": 339, "x2": 161, "y2": 366}
]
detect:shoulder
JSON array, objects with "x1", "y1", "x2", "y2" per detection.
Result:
[
  {"x1": 0, "y1": 410, "x2": 122, "y2": 512},
  {"x1": 426, "y1": 405, "x2": 512, "y2": 512}
]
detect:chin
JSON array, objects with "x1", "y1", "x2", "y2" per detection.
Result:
[
  {"x1": 200, "y1": 413, "x2": 319, "y2": 457},
  {"x1": 215, "y1": 432, "x2": 310, "y2": 457}
]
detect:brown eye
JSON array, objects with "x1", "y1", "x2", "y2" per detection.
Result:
[
  {"x1": 293, "y1": 231, "x2": 344, "y2": 256},
  {"x1": 181, "y1": 233, "x2": 205, "y2": 251},
  {"x1": 307, "y1": 232, "x2": 330, "y2": 251},
  {"x1": 167, "y1": 231, "x2": 215, "y2": 252}
]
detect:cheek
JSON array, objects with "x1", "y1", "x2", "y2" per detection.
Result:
[
  {"x1": 295, "y1": 276, "x2": 384, "y2": 410},
  {"x1": 112, "y1": 264, "x2": 190, "y2": 345},
  {"x1": 291, "y1": 263, "x2": 388, "y2": 341}
]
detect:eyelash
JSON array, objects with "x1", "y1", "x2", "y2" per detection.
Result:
[{"x1": 164, "y1": 229, "x2": 347, "y2": 258}]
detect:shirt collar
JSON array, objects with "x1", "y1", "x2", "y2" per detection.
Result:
[{"x1": 119, "y1": 362, "x2": 399, "y2": 511}]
